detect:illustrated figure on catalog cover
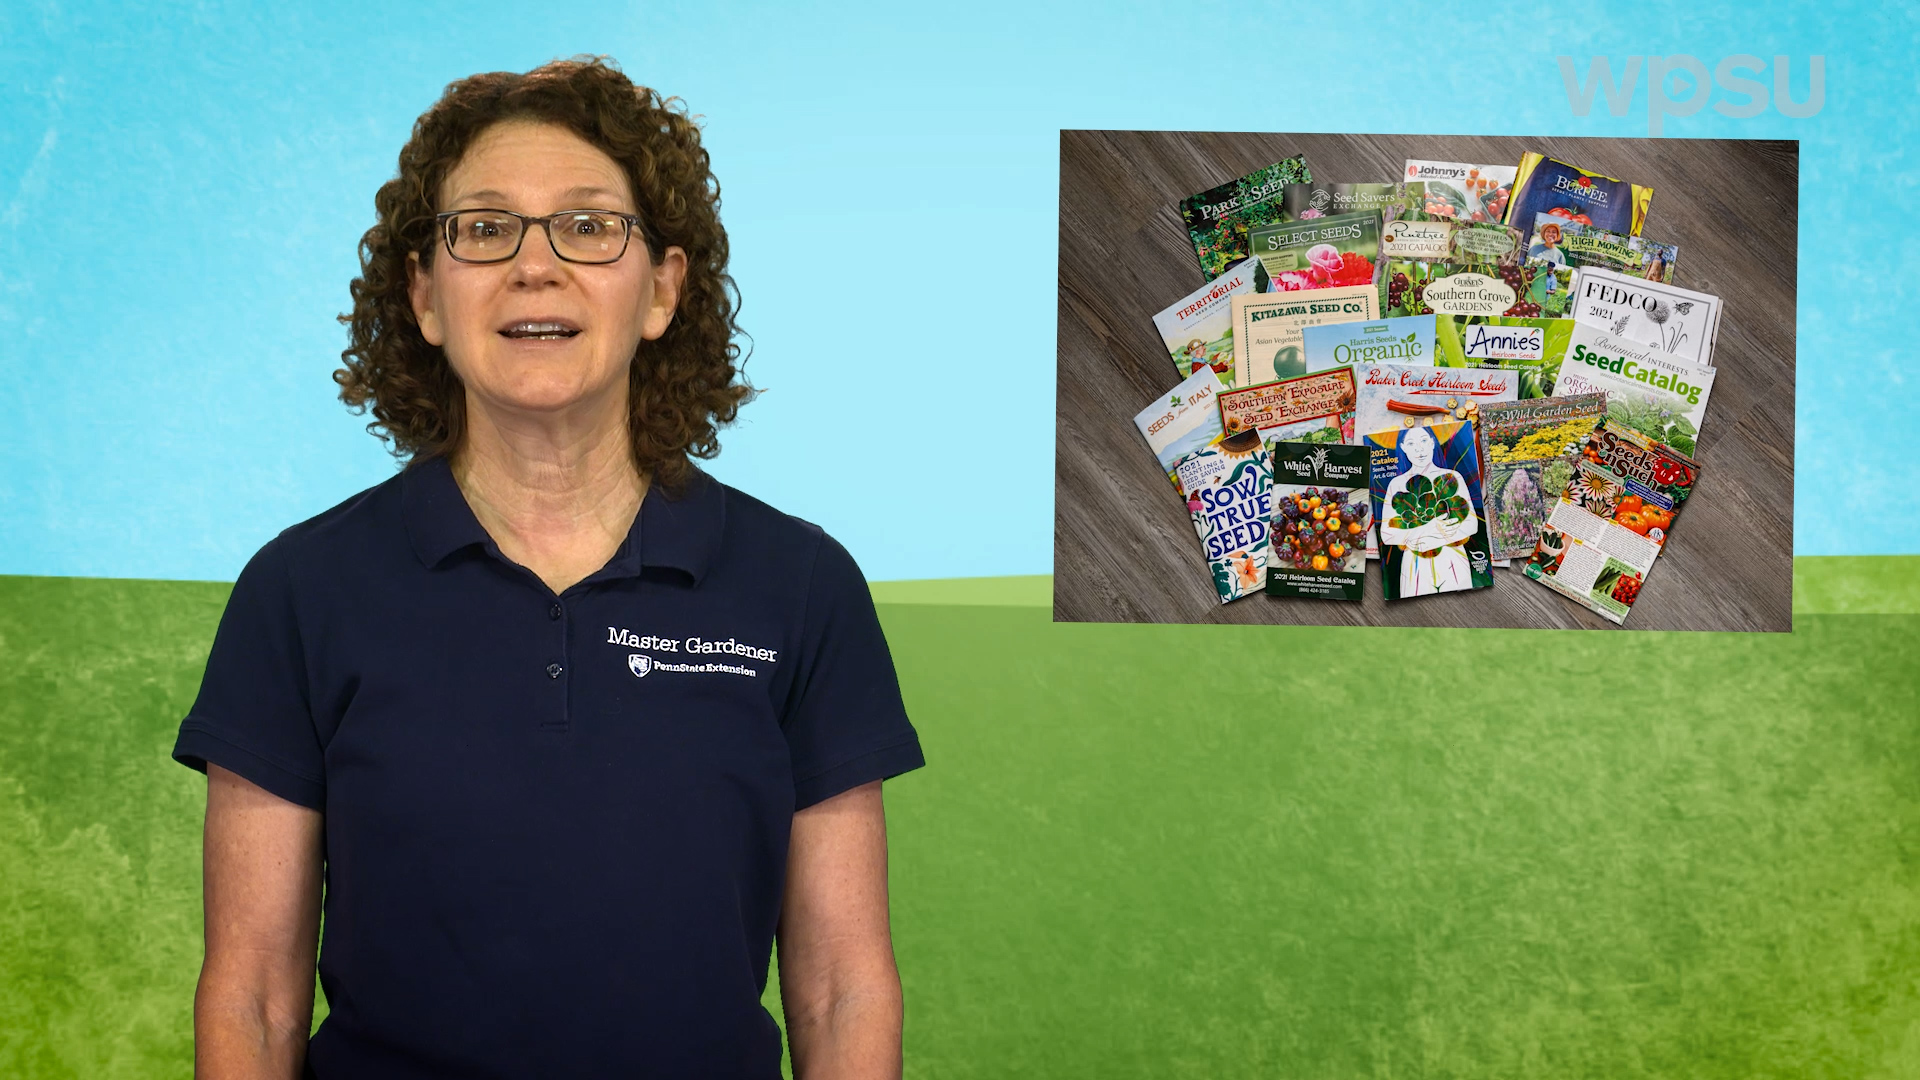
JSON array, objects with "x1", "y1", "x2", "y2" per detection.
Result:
[{"x1": 1376, "y1": 425, "x2": 1479, "y2": 596}]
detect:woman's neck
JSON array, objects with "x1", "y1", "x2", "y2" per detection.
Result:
[{"x1": 449, "y1": 396, "x2": 648, "y2": 594}]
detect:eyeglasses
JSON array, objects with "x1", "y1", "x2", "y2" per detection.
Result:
[{"x1": 434, "y1": 208, "x2": 647, "y2": 265}]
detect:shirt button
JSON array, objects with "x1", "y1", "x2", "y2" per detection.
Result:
[
  {"x1": 546, "y1": 663, "x2": 564, "y2": 679},
  {"x1": 548, "y1": 603, "x2": 562, "y2": 620}
]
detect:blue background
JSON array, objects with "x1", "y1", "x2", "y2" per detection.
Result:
[{"x1": 0, "y1": 1, "x2": 1908, "y2": 582}]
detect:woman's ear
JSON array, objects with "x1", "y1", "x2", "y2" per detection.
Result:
[
  {"x1": 640, "y1": 246, "x2": 689, "y2": 341},
  {"x1": 408, "y1": 252, "x2": 445, "y2": 346}
]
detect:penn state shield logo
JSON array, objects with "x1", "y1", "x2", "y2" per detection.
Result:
[{"x1": 627, "y1": 653, "x2": 652, "y2": 678}]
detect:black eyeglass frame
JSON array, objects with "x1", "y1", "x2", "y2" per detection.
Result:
[{"x1": 432, "y1": 208, "x2": 651, "y2": 265}]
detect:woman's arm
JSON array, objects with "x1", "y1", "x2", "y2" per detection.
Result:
[
  {"x1": 1376, "y1": 477, "x2": 1415, "y2": 547},
  {"x1": 195, "y1": 763, "x2": 324, "y2": 1080},
  {"x1": 777, "y1": 780, "x2": 902, "y2": 1080}
]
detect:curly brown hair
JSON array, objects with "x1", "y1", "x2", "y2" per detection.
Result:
[{"x1": 334, "y1": 57, "x2": 750, "y2": 490}]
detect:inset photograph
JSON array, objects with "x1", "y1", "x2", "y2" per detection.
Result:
[{"x1": 1055, "y1": 131, "x2": 1795, "y2": 630}]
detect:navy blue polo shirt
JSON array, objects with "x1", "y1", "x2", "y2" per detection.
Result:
[{"x1": 172, "y1": 456, "x2": 923, "y2": 1079}]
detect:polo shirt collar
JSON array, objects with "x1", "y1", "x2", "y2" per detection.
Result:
[
  {"x1": 401, "y1": 455, "x2": 489, "y2": 568},
  {"x1": 402, "y1": 454, "x2": 724, "y2": 585},
  {"x1": 629, "y1": 464, "x2": 724, "y2": 585}
]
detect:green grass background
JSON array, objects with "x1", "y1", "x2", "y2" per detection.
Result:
[{"x1": 3, "y1": 563, "x2": 1918, "y2": 1077}]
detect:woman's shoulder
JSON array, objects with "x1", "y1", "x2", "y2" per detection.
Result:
[
  {"x1": 707, "y1": 475, "x2": 821, "y2": 540},
  {"x1": 700, "y1": 472, "x2": 867, "y2": 587},
  {"x1": 296, "y1": 468, "x2": 410, "y2": 532},
  {"x1": 243, "y1": 467, "x2": 414, "y2": 580},
  {"x1": 706, "y1": 474, "x2": 841, "y2": 566}
]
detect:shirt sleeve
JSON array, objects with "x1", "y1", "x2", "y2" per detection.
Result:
[
  {"x1": 171, "y1": 536, "x2": 326, "y2": 810},
  {"x1": 781, "y1": 532, "x2": 924, "y2": 811}
]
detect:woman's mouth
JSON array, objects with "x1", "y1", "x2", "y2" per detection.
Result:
[{"x1": 498, "y1": 320, "x2": 581, "y2": 340}]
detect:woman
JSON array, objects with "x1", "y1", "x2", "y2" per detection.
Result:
[
  {"x1": 1375, "y1": 425, "x2": 1479, "y2": 596},
  {"x1": 1526, "y1": 220, "x2": 1567, "y2": 266},
  {"x1": 172, "y1": 58, "x2": 922, "y2": 1079}
]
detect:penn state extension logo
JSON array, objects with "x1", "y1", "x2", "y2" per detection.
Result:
[{"x1": 627, "y1": 653, "x2": 652, "y2": 678}]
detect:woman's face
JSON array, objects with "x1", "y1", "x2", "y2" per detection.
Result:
[
  {"x1": 1404, "y1": 426, "x2": 1436, "y2": 468},
  {"x1": 408, "y1": 120, "x2": 687, "y2": 425}
]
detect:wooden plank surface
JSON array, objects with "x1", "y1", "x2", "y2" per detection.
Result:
[{"x1": 1055, "y1": 131, "x2": 1796, "y2": 631}]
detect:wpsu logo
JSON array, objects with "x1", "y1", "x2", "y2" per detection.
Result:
[{"x1": 1557, "y1": 54, "x2": 1824, "y2": 136}]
